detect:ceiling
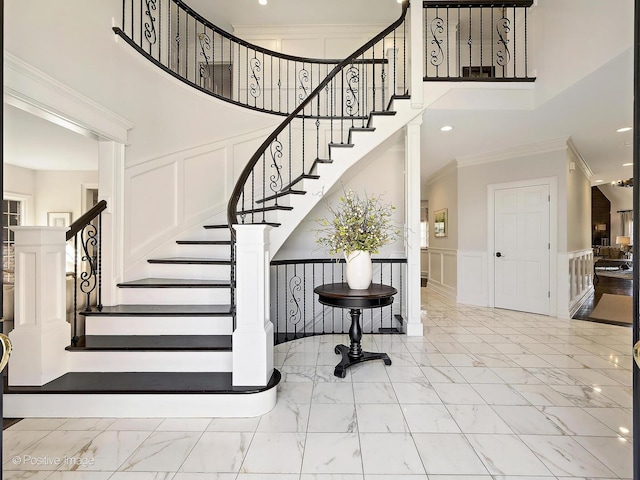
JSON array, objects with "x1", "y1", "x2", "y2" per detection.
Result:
[{"x1": 3, "y1": 0, "x2": 634, "y2": 201}]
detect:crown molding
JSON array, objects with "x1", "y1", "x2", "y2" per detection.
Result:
[
  {"x1": 426, "y1": 159, "x2": 458, "y2": 185},
  {"x1": 3, "y1": 52, "x2": 133, "y2": 144},
  {"x1": 456, "y1": 137, "x2": 571, "y2": 168},
  {"x1": 567, "y1": 138, "x2": 594, "y2": 179}
]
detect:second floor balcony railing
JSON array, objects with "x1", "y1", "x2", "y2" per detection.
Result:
[{"x1": 423, "y1": 0, "x2": 535, "y2": 81}]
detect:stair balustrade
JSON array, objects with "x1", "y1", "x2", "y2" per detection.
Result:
[
  {"x1": 66, "y1": 200, "x2": 107, "y2": 345},
  {"x1": 115, "y1": 0, "x2": 367, "y2": 115},
  {"x1": 423, "y1": 0, "x2": 535, "y2": 81},
  {"x1": 271, "y1": 258, "x2": 407, "y2": 344}
]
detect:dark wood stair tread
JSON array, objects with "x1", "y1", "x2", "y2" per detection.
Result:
[
  {"x1": 5, "y1": 370, "x2": 281, "y2": 395},
  {"x1": 117, "y1": 278, "x2": 231, "y2": 288},
  {"x1": 148, "y1": 257, "x2": 231, "y2": 265},
  {"x1": 256, "y1": 189, "x2": 306, "y2": 204},
  {"x1": 81, "y1": 304, "x2": 232, "y2": 316},
  {"x1": 67, "y1": 335, "x2": 232, "y2": 351},
  {"x1": 203, "y1": 224, "x2": 231, "y2": 230}
]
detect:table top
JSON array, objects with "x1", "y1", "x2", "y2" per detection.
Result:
[{"x1": 314, "y1": 283, "x2": 397, "y2": 309}]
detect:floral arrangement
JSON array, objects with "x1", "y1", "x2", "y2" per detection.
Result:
[{"x1": 315, "y1": 189, "x2": 400, "y2": 257}]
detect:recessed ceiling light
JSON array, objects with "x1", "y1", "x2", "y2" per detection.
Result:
[
  {"x1": 595, "y1": 180, "x2": 604, "y2": 183},
  {"x1": 258, "y1": 0, "x2": 267, "y2": 5},
  {"x1": 440, "y1": 125, "x2": 453, "y2": 132},
  {"x1": 623, "y1": 163, "x2": 633, "y2": 166},
  {"x1": 616, "y1": 127, "x2": 632, "y2": 133},
  {"x1": 620, "y1": 427, "x2": 630, "y2": 434},
  {"x1": 397, "y1": 0, "x2": 403, "y2": 3}
]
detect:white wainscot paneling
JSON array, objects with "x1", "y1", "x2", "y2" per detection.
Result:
[
  {"x1": 128, "y1": 161, "x2": 179, "y2": 258},
  {"x1": 427, "y1": 248, "x2": 457, "y2": 300},
  {"x1": 457, "y1": 251, "x2": 488, "y2": 307},
  {"x1": 184, "y1": 148, "x2": 227, "y2": 221}
]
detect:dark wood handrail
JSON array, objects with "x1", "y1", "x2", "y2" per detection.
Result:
[
  {"x1": 66, "y1": 200, "x2": 107, "y2": 241},
  {"x1": 227, "y1": 0, "x2": 410, "y2": 226},
  {"x1": 422, "y1": 0, "x2": 533, "y2": 6}
]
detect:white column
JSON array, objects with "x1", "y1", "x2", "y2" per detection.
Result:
[
  {"x1": 98, "y1": 140, "x2": 126, "y2": 306},
  {"x1": 232, "y1": 225, "x2": 274, "y2": 386},
  {"x1": 410, "y1": 0, "x2": 424, "y2": 108},
  {"x1": 8, "y1": 227, "x2": 70, "y2": 386},
  {"x1": 405, "y1": 117, "x2": 424, "y2": 336}
]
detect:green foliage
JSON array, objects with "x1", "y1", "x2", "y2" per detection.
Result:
[{"x1": 315, "y1": 189, "x2": 400, "y2": 257}]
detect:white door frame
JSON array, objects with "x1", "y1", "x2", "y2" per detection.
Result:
[{"x1": 487, "y1": 177, "x2": 558, "y2": 317}]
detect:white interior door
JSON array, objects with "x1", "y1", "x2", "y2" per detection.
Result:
[{"x1": 494, "y1": 184, "x2": 550, "y2": 315}]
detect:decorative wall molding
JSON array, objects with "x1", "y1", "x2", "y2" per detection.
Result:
[
  {"x1": 3, "y1": 52, "x2": 133, "y2": 144},
  {"x1": 426, "y1": 160, "x2": 458, "y2": 186},
  {"x1": 427, "y1": 247, "x2": 457, "y2": 301},
  {"x1": 457, "y1": 250, "x2": 488, "y2": 306},
  {"x1": 567, "y1": 138, "x2": 594, "y2": 179},
  {"x1": 456, "y1": 136, "x2": 570, "y2": 169}
]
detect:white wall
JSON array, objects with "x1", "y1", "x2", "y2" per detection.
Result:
[
  {"x1": 33, "y1": 171, "x2": 99, "y2": 227},
  {"x1": 565, "y1": 148, "x2": 592, "y2": 252},
  {"x1": 3, "y1": 164, "x2": 36, "y2": 225},
  {"x1": 276, "y1": 143, "x2": 406, "y2": 260}
]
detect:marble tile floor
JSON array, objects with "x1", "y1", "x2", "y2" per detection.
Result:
[{"x1": 3, "y1": 288, "x2": 633, "y2": 479}]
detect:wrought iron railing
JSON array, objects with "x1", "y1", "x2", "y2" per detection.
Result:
[
  {"x1": 114, "y1": 0, "x2": 383, "y2": 116},
  {"x1": 271, "y1": 258, "x2": 406, "y2": 344},
  {"x1": 423, "y1": 0, "x2": 535, "y2": 81},
  {"x1": 227, "y1": 1, "x2": 409, "y2": 227},
  {"x1": 66, "y1": 200, "x2": 106, "y2": 345}
]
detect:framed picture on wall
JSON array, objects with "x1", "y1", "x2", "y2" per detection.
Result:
[
  {"x1": 434, "y1": 208, "x2": 447, "y2": 237},
  {"x1": 48, "y1": 212, "x2": 72, "y2": 228}
]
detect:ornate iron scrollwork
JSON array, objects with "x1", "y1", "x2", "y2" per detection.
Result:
[
  {"x1": 198, "y1": 33, "x2": 212, "y2": 80},
  {"x1": 144, "y1": 0, "x2": 157, "y2": 45},
  {"x1": 345, "y1": 65, "x2": 360, "y2": 117},
  {"x1": 496, "y1": 15, "x2": 512, "y2": 67},
  {"x1": 298, "y1": 68, "x2": 310, "y2": 104},
  {"x1": 249, "y1": 56, "x2": 262, "y2": 99},
  {"x1": 429, "y1": 17, "x2": 445, "y2": 67},
  {"x1": 79, "y1": 224, "x2": 99, "y2": 311},
  {"x1": 288, "y1": 276, "x2": 302, "y2": 325},
  {"x1": 269, "y1": 138, "x2": 284, "y2": 193}
]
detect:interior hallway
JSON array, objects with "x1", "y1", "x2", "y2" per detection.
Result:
[{"x1": 3, "y1": 287, "x2": 632, "y2": 478}]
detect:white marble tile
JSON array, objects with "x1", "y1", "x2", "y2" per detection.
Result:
[
  {"x1": 302, "y1": 433, "x2": 362, "y2": 474},
  {"x1": 174, "y1": 474, "x2": 237, "y2": 480},
  {"x1": 356, "y1": 404, "x2": 408, "y2": 433},
  {"x1": 464, "y1": 434, "x2": 553, "y2": 476},
  {"x1": 285, "y1": 351, "x2": 320, "y2": 366},
  {"x1": 568, "y1": 368, "x2": 624, "y2": 386},
  {"x1": 315, "y1": 367, "x2": 353, "y2": 383},
  {"x1": 510, "y1": 384, "x2": 576, "y2": 406},
  {"x1": 238, "y1": 475, "x2": 299, "y2": 480},
  {"x1": 277, "y1": 381, "x2": 315, "y2": 403},
  {"x1": 3, "y1": 472, "x2": 52, "y2": 480},
  {"x1": 410, "y1": 353, "x2": 451, "y2": 367},
  {"x1": 392, "y1": 382, "x2": 441, "y2": 404},
  {"x1": 573, "y1": 435, "x2": 633, "y2": 478},
  {"x1": 60, "y1": 430, "x2": 151, "y2": 471},
  {"x1": 491, "y1": 406, "x2": 564, "y2": 435},
  {"x1": 349, "y1": 362, "x2": 390, "y2": 383},
  {"x1": 240, "y1": 433, "x2": 305, "y2": 474},
  {"x1": 491, "y1": 367, "x2": 543, "y2": 385},
  {"x1": 9, "y1": 430, "x2": 100, "y2": 471},
  {"x1": 119, "y1": 431, "x2": 201, "y2": 472},
  {"x1": 401, "y1": 404, "x2": 460, "y2": 433},
  {"x1": 519, "y1": 434, "x2": 617, "y2": 477},
  {"x1": 155, "y1": 418, "x2": 211, "y2": 432},
  {"x1": 57, "y1": 418, "x2": 116, "y2": 431},
  {"x1": 3, "y1": 430, "x2": 50, "y2": 464},
  {"x1": 427, "y1": 476, "x2": 490, "y2": 480},
  {"x1": 551, "y1": 385, "x2": 621, "y2": 408},
  {"x1": 179, "y1": 432, "x2": 252, "y2": 473},
  {"x1": 446, "y1": 405, "x2": 512, "y2": 434},
  {"x1": 308, "y1": 404, "x2": 357, "y2": 433},
  {"x1": 599, "y1": 385, "x2": 632, "y2": 408},
  {"x1": 384, "y1": 366, "x2": 426, "y2": 383},
  {"x1": 471, "y1": 384, "x2": 528, "y2": 406},
  {"x1": 455, "y1": 367, "x2": 505, "y2": 384},
  {"x1": 109, "y1": 473, "x2": 175, "y2": 480},
  {"x1": 412, "y1": 433, "x2": 489, "y2": 475},
  {"x1": 431, "y1": 384, "x2": 486, "y2": 405},
  {"x1": 584, "y1": 406, "x2": 632, "y2": 438},
  {"x1": 359, "y1": 433, "x2": 425, "y2": 475},
  {"x1": 420, "y1": 366, "x2": 467, "y2": 383},
  {"x1": 441, "y1": 353, "x2": 484, "y2": 367},
  {"x1": 312, "y1": 382, "x2": 355, "y2": 404},
  {"x1": 206, "y1": 417, "x2": 260, "y2": 432},
  {"x1": 106, "y1": 419, "x2": 164, "y2": 431},
  {"x1": 280, "y1": 365, "x2": 318, "y2": 382},
  {"x1": 7, "y1": 418, "x2": 67, "y2": 431},
  {"x1": 381, "y1": 351, "x2": 418, "y2": 367},
  {"x1": 540, "y1": 406, "x2": 617, "y2": 436},
  {"x1": 256, "y1": 402, "x2": 310, "y2": 432},
  {"x1": 352, "y1": 382, "x2": 397, "y2": 404},
  {"x1": 41, "y1": 473, "x2": 115, "y2": 480}
]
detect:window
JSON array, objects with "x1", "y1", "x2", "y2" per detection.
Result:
[
  {"x1": 3, "y1": 199, "x2": 22, "y2": 284},
  {"x1": 420, "y1": 207, "x2": 429, "y2": 249}
]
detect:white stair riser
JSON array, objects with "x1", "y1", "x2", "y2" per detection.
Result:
[
  {"x1": 4, "y1": 389, "x2": 277, "y2": 418},
  {"x1": 118, "y1": 287, "x2": 231, "y2": 305},
  {"x1": 68, "y1": 351, "x2": 232, "y2": 372},
  {"x1": 85, "y1": 316, "x2": 233, "y2": 336},
  {"x1": 147, "y1": 263, "x2": 231, "y2": 279},
  {"x1": 173, "y1": 244, "x2": 231, "y2": 257}
]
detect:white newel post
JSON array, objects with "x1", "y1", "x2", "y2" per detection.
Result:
[
  {"x1": 8, "y1": 227, "x2": 70, "y2": 386},
  {"x1": 232, "y1": 225, "x2": 274, "y2": 386},
  {"x1": 405, "y1": 117, "x2": 424, "y2": 336}
]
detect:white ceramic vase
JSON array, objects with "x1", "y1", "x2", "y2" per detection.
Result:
[{"x1": 345, "y1": 250, "x2": 373, "y2": 289}]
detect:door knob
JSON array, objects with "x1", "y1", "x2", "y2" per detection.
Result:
[{"x1": 496, "y1": 252, "x2": 503, "y2": 258}]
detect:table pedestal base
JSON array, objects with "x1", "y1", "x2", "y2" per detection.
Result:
[{"x1": 333, "y1": 344, "x2": 391, "y2": 378}]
